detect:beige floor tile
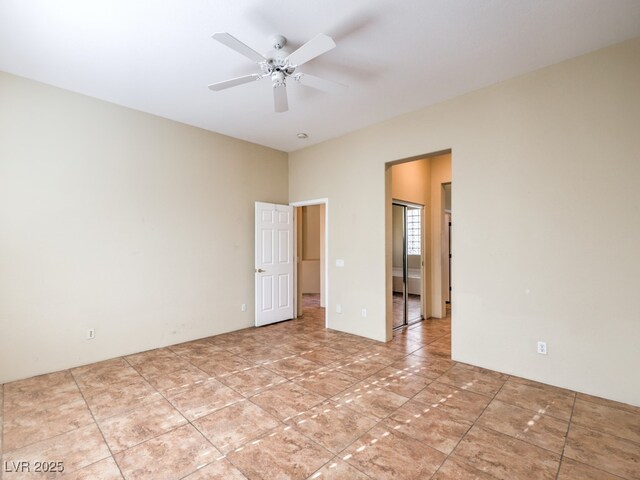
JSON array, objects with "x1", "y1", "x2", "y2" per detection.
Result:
[
  {"x1": 305, "y1": 458, "x2": 371, "y2": 479},
  {"x1": 182, "y1": 458, "x2": 248, "y2": 479},
  {"x1": 73, "y1": 365, "x2": 144, "y2": 396},
  {"x1": 413, "y1": 341, "x2": 452, "y2": 359},
  {"x1": 114, "y1": 424, "x2": 219, "y2": 480},
  {"x1": 384, "y1": 337, "x2": 424, "y2": 355},
  {"x1": 3, "y1": 396, "x2": 94, "y2": 451},
  {"x1": 330, "y1": 355, "x2": 389, "y2": 380},
  {"x1": 390, "y1": 354, "x2": 455, "y2": 380},
  {"x1": 288, "y1": 339, "x2": 324, "y2": 351},
  {"x1": 359, "y1": 345, "x2": 408, "y2": 364},
  {"x1": 331, "y1": 381, "x2": 408, "y2": 419},
  {"x1": 508, "y1": 376, "x2": 576, "y2": 398},
  {"x1": 130, "y1": 354, "x2": 193, "y2": 378},
  {"x1": 235, "y1": 344, "x2": 296, "y2": 364},
  {"x1": 476, "y1": 399, "x2": 569, "y2": 453},
  {"x1": 564, "y1": 424, "x2": 640, "y2": 479},
  {"x1": 383, "y1": 398, "x2": 473, "y2": 454},
  {"x1": 436, "y1": 364, "x2": 508, "y2": 396},
  {"x1": 451, "y1": 426, "x2": 561, "y2": 480},
  {"x1": 124, "y1": 347, "x2": 177, "y2": 366},
  {"x1": 62, "y1": 457, "x2": 124, "y2": 480},
  {"x1": 71, "y1": 357, "x2": 130, "y2": 378},
  {"x1": 4, "y1": 371, "x2": 77, "y2": 398},
  {"x1": 293, "y1": 367, "x2": 360, "y2": 397},
  {"x1": 250, "y1": 382, "x2": 326, "y2": 421},
  {"x1": 576, "y1": 392, "x2": 640, "y2": 416},
  {"x1": 571, "y1": 398, "x2": 640, "y2": 444},
  {"x1": 84, "y1": 377, "x2": 161, "y2": 420},
  {"x1": 287, "y1": 401, "x2": 377, "y2": 454},
  {"x1": 193, "y1": 400, "x2": 281, "y2": 454},
  {"x1": 341, "y1": 426, "x2": 446, "y2": 480},
  {"x1": 412, "y1": 381, "x2": 492, "y2": 422},
  {"x1": 167, "y1": 378, "x2": 243, "y2": 421},
  {"x1": 365, "y1": 366, "x2": 431, "y2": 398},
  {"x1": 97, "y1": 397, "x2": 187, "y2": 453},
  {"x1": 218, "y1": 365, "x2": 288, "y2": 397},
  {"x1": 299, "y1": 346, "x2": 351, "y2": 365},
  {"x1": 194, "y1": 354, "x2": 256, "y2": 379},
  {"x1": 432, "y1": 458, "x2": 499, "y2": 480},
  {"x1": 263, "y1": 355, "x2": 323, "y2": 379},
  {"x1": 2, "y1": 424, "x2": 111, "y2": 478},
  {"x1": 144, "y1": 364, "x2": 211, "y2": 397},
  {"x1": 557, "y1": 457, "x2": 626, "y2": 480},
  {"x1": 495, "y1": 378, "x2": 575, "y2": 421},
  {"x1": 168, "y1": 342, "x2": 230, "y2": 364},
  {"x1": 226, "y1": 427, "x2": 333, "y2": 480}
]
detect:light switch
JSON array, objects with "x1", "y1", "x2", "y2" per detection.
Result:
[{"x1": 336, "y1": 259, "x2": 345, "y2": 267}]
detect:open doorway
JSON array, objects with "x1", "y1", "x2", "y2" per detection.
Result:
[
  {"x1": 292, "y1": 199, "x2": 328, "y2": 327},
  {"x1": 386, "y1": 152, "x2": 451, "y2": 337}
]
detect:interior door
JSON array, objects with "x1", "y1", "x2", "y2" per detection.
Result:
[{"x1": 255, "y1": 202, "x2": 294, "y2": 326}]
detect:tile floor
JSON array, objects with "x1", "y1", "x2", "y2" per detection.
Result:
[{"x1": 1, "y1": 297, "x2": 639, "y2": 479}]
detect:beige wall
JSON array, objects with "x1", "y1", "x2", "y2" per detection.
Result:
[
  {"x1": 430, "y1": 155, "x2": 452, "y2": 317},
  {"x1": 300, "y1": 205, "x2": 321, "y2": 294},
  {"x1": 290, "y1": 38, "x2": 640, "y2": 406},
  {"x1": 0, "y1": 72, "x2": 288, "y2": 384},
  {"x1": 302, "y1": 205, "x2": 321, "y2": 260},
  {"x1": 391, "y1": 159, "x2": 430, "y2": 205}
]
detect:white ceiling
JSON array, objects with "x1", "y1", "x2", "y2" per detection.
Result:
[{"x1": 1, "y1": 1, "x2": 639, "y2": 152}]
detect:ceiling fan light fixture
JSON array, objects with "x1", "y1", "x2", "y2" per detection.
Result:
[{"x1": 209, "y1": 32, "x2": 346, "y2": 113}]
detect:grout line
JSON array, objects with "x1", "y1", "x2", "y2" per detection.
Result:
[
  {"x1": 70, "y1": 372, "x2": 126, "y2": 479},
  {"x1": 429, "y1": 369, "x2": 506, "y2": 479},
  {"x1": 555, "y1": 391, "x2": 577, "y2": 480}
]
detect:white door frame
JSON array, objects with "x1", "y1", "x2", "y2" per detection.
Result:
[{"x1": 290, "y1": 198, "x2": 329, "y2": 328}]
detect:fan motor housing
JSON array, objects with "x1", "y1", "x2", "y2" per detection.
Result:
[{"x1": 270, "y1": 34, "x2": 287, "y2": 50}]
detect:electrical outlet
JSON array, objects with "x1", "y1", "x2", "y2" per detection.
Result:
[
  {"x1": 361, "y1": 308, "x2": 367, "y2": 317},
  {"x1": 241, "y1": 304, "x2": 247, "y2": 312},
  {"x1": 87, "y1": 328, "x2": 95, "y2": 340},
  {"x1": 336, "y1": 304, "x2": 342, "y2": 314},
  {"x1": 537, "y1": 341, "x2": 547, "y2": 355}
]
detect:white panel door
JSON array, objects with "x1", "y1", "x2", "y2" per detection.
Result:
[{"x1": 255, "y1": 202, "x2": 294, "y2": 326}]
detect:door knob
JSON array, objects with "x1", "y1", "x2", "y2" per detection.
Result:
[{"x1": 255, "y1": 268, "x2": 266, "y2": 273}]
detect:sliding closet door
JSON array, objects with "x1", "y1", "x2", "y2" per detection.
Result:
[
  {"x1": 392, "y1": 204, "x2": 407, "y2": 328},
  {"x1": 392, "y1": 202, "x2": 424, "y2": 328}
]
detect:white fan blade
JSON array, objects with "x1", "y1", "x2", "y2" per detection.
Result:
[
  {"x1": 212, "y1": 32, "x2": 265, "y2": 63},
  {"x1": 295, "y1": 73, "x2": 347, "y2": 93},
  {"x1": 286, "y1": 33, "x2": 336, "y2": 66},
  {"x1": 208, "y1": 74, "x2": 261, "y2": 91},
  {"x1": 273, "y1": 85, "x2": 288, "y2": 113}
]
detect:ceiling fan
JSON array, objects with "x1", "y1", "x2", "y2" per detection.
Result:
[{"x1": 208, "y1": 32, "x2": 347, "y2": 113}]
